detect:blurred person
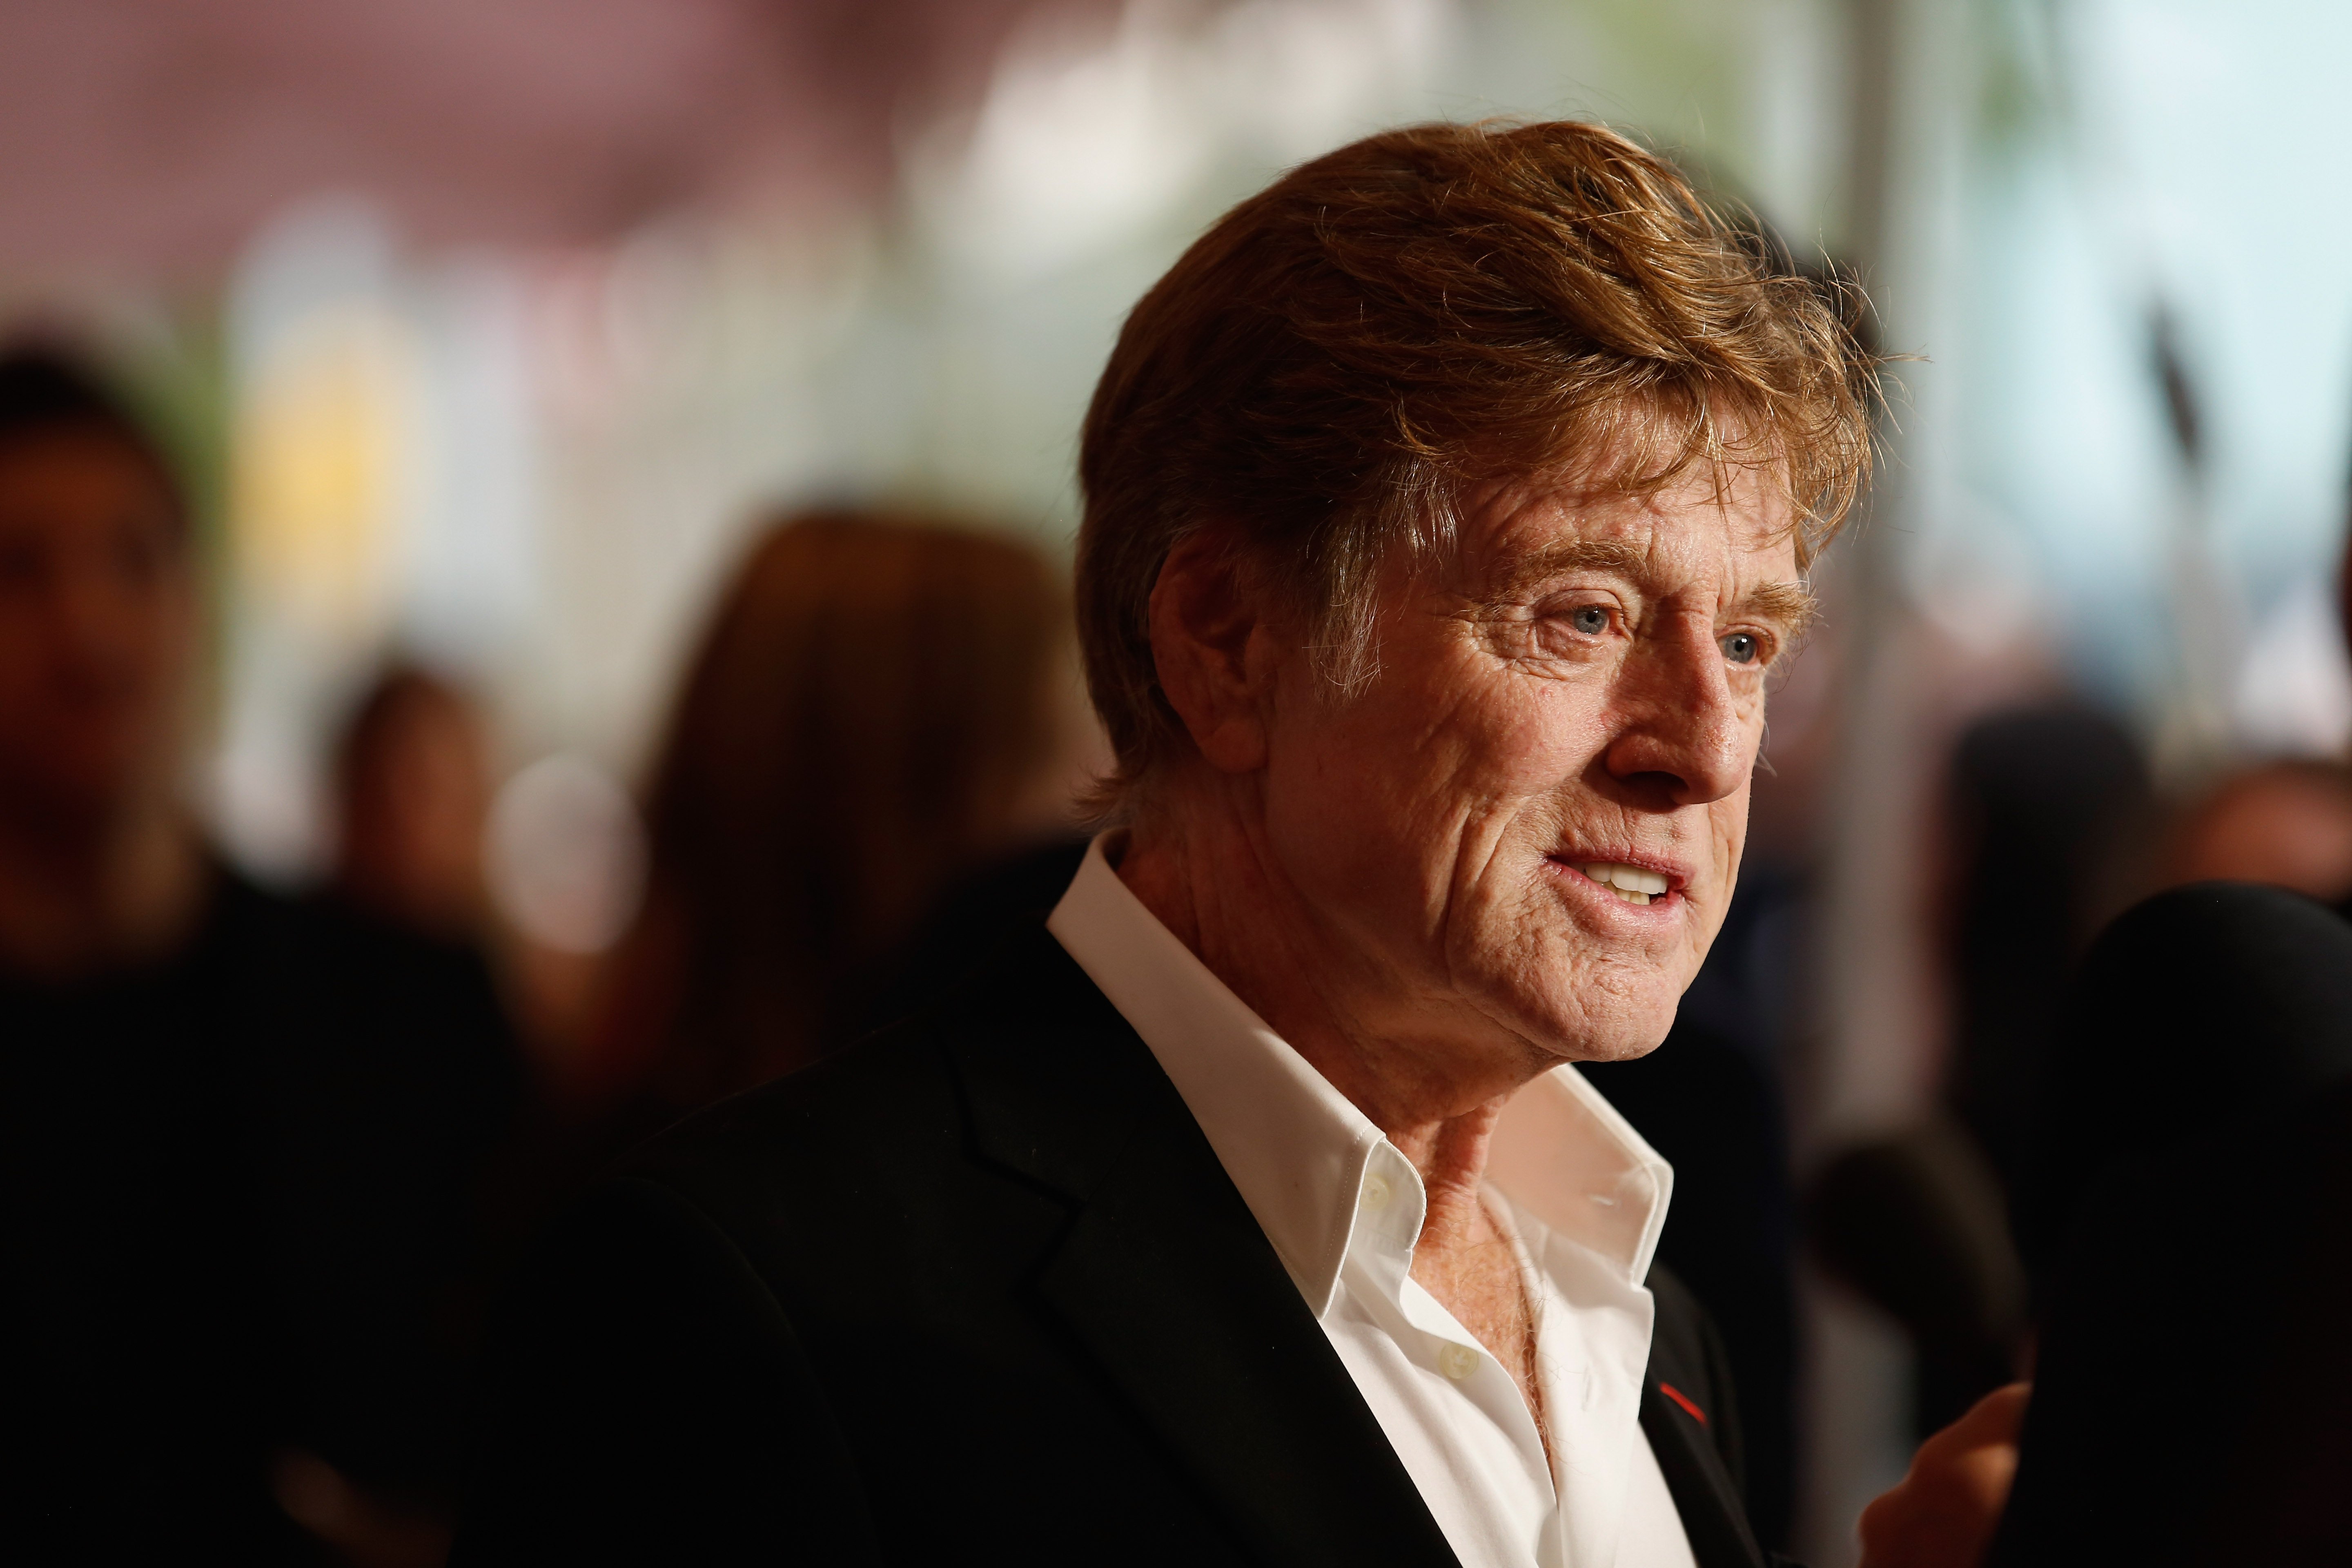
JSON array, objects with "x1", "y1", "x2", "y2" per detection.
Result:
[
  {"x1": 0, "y1": 344, "x2": 518, "y2": 1566},
  {"x1": 585, "y1": 509, "x2": 1080, "y2": 1127},
  {"x1": 1808, "y1": 703, "x2": 2149, "y2": 1439},
  {"x1": 298, "y1": 662, "x2": 529, "y2": 1552},
  {"x1": 1990, "y1": 883, "x2": 2352, "y2": 1564},
  {"x1": 458, "y1": 122, "x2": 2003, "y2": 1567},
  {"x1": 331, "y1": 663, "x2": 495, "y2": 940},
  {"x1": 2163, "y1": 755, "x2": 2352, "y2": 904},
  {"x1": 1939, "y1": 706, "x2": 2151, "y2": 1203},
  {"x1": 0, "y1": 342, "x2": 306, "y2": 1559},
  {"x1": 2016, "y1": 881, "x2": 2352, "y2": 1274}
]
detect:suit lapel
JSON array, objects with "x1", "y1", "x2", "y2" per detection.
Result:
[
  {"x1": 1641, "y1": 1383, "x2": 1767, "y2": 1568},
  {"x1": 949, "y1": 933, "x2": 1461, "y2": 1568}
]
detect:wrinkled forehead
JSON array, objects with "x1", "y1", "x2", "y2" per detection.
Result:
[{"x1": 1451, "y1": 460, "x2": 1799, "y2": 596}]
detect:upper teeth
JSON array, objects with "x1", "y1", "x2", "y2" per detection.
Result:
[{"x1": 1581, "y1": 862, "x2": 1668, "y2": 904}]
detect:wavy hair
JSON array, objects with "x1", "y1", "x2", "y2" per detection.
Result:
[{"x1": 1075, "y1": 119, "x2": 1880, "y2": 816}]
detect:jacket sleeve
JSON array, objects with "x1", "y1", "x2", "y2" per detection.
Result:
[{"x1": 451, "y1": 1177, "x2": 885, "y2": 1567}]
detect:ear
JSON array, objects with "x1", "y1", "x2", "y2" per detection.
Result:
[{"x1": 1147, "y1": 528, "x2": 1282, "y2": 775}]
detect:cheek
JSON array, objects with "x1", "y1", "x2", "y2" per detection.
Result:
[
  {"x1": 1713, "y1": 774, "x2": 1753, "y2": 852},
  {"x1": 1493, "y1": 679, "x2": 1619, "y2": 793},
  {"x1": 1261, "y1": 690, "x2": 1440, "y2": 885},
  {"x1": 1256, "y1": 662, "x2": 1535, "y2": 918},
  {"x1": 1392, "y1": 648, "x2": 1617, "y2": 800}
]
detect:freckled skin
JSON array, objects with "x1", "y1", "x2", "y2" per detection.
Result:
[{"x1": 1120, "y1": 460, "x2": 1804, "y2": 1442}]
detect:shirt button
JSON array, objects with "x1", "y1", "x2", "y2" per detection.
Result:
[
  {"x1": 1439, "y1": 1343, "x2": 1481, "y2": 1381},
  {"x1": 1359, "y1": 1174, "x2": 1391, "y2": 1212}
]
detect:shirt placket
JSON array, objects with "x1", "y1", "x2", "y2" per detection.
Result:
[{"x1": 1346, "y1": 1144, "x2": 1562, "y2": 1535}]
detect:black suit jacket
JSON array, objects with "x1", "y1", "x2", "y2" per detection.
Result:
[{"x1": 454, "y1": 929, "x2": 1772, "y2": 1566}]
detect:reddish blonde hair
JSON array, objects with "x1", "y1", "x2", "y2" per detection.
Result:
[{"x1": 1076, "y1": 120, "x2": 1878, "y2": 812}]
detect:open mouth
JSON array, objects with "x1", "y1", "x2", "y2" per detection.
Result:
[{"x1": 1560, "y1": 858, "x2": 1674, "y2": 906}]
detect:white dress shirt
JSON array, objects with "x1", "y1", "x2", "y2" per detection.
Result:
[{"x1": 1047, "y1": 833, "x2": 1699, "y2": 1568}]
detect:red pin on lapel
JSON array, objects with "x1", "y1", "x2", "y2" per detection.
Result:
[{"x1": 1658, "y1": 1381, "x2": 1707, "y2": 1425}]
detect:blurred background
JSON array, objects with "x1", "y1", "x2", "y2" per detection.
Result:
[{"x1": 9, "y1": 0, "x2": 2352, "y2": 1562}]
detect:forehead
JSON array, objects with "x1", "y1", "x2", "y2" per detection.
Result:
[
  {"x1": 0, "y1": 427, "x2": 179, "y2": 532},
  {"x1": 1454, "y1": 461, "x2": 1798, "y2": 592}
]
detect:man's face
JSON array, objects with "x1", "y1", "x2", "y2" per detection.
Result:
[
  {"x1": 1256, "y1": 462, "x2": 1807, "y2": 1070},
  {"x1": 0, "y1": 428, "x2": 192, "y2": 820}
]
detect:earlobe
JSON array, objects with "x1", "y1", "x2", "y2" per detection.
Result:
[{"x1": 1147, "y1": 529, "x2": 1274, "y2": 774}]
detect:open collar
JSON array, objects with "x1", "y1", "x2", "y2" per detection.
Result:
[{"x1": 1046, "y1": 831, "x2": 1674, "y2": 1314}]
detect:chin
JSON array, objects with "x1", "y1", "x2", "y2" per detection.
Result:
[
  {"x1": 1570, "y1": 1023, "x2": 1676, "y2": 1065},
  {"x1": 1499, "y1": 985, "x2": 1682, "y2": 1067}
]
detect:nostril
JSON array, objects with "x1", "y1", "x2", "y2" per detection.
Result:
[{"x1": 1618, "y1": 768, "x2": 1686, "y2": 794}]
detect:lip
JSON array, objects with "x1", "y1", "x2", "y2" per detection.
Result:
[{"x1": 1544, "y1": 851, "x2": 1693, "y2": 911}]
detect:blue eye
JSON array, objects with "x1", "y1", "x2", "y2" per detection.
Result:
[
  {"x1": 1570, "y1": 606, "x2": 1609, "y2": 635},
  {"x1": 1721, "y1": 631, "x2": 1761, "y2": 665}
]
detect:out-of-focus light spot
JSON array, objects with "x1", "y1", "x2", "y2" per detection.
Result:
[
  {"x1": 912, "y1": 0, "x2": 1455, "y2": 280},
  {"x1": 1908, "y1": 495, "x2": 2048, "y2": 661},
  {"x1": 232, "y1": 300, "x2": 415, "y2": 638},
  {"x1": 227, "y1": 197, "x2": 420, "y2": 645},
  {"x1": 485, "y1": 753, "x2": 647, "y2": 955}
]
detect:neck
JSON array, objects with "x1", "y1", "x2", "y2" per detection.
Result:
[
  {"x1": 1116, "y1": 770, "x2": 1542, "y2": 1233},
  {"x1": 0, "y1": 780, "x2": 205, "y2": 979}
]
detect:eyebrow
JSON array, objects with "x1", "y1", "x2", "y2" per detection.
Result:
[
  {"x1": 1481, "y1": 538, "x2": 1820, "y2": 634},
  {"x1": 1483, "y1": 539, "x2": 1652, "y2": 599},
  {"x1": 1746, "y1": 579, "x2": 1821, "y2": 636}
]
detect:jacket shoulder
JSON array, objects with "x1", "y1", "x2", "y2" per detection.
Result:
[
  {"x1": 610, "y1": 927, "x2": 1166, "y2": 1300},
  {"x1": 630, "y1": 926, "x2": 1128, "y2": 1165}
]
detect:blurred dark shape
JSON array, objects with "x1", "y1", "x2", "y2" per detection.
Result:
[
  {"x1": 2018, "y1": 882, "x2": 2352, "y2": 1276},
  {"x1": 1806, "y1": 702, "x2": 2149, "y2": 1438},
  {"x1": 591, "y1": 510, "x2": 1074, "y2": 1124},
  {"x1": 1991, "y1": 888, "x2": 2352, "y2": 1566},
  {"x1": 1806, "y1": 1118, "x2": 2026, "y2": 1437},
  {"x1": 331, "y1": 665, "x2": 494, "y2": 942},
  {"x1": 0, "y1": 342, "x2": 521, "y2": 1564},
  {"x1": 297, "y1": 667, "x2": 528, "y2": 1552},
  {"x1": 2148, "y1": 302, "x2": 2205, "y2": 478},
  {"x1": 2165, "y1": 757, "x2": 2352, "y2": 904},
  {"x1": 1942, "y1": 704, "x2": 2152, "y2": 1205},
  {"x1": 260, "y1": 890, "x2": 525, "y2": 1561},
  {"x1": 858, "y1": 833, "x2": 1089, "y2": 1036}
]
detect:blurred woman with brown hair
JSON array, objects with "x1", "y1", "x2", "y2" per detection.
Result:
[{"x1": 588, "y1": 510, "x2": 1087, "y2": 1123}]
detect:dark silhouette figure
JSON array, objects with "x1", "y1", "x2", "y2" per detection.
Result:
[
  {"x1": 0, "y1": 345, "x2": 521, "y2": 1563},
  {"x1": 1993, "y1": 883, "x2": 2352, "y2": 1564}
]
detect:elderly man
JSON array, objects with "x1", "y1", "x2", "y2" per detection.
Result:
[{"x1": 457, "y1": 122, "x2": 2009, "y2": 1568}]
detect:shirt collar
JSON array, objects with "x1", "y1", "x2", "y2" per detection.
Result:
[{"x1": 1045, "y1": 832, "x2": 1673, "y2": 1316}]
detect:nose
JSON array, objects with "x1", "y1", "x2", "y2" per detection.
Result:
[{"x1": 1597, "y1": 612, "x2": 1752, "y2": 808}]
